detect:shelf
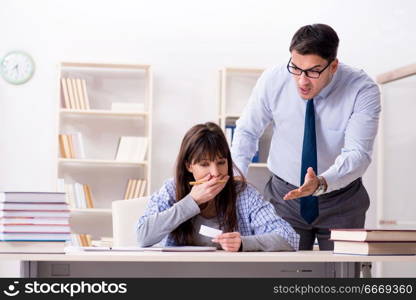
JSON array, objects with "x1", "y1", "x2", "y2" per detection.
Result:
[
  {"x1": 58, "y1": 61, "x2": 153, "y2": 239},
  {"x1": 58, "y1": 158, "x2": 147, "y2": 167},
  {"x1": 249, "y1": 163, "x2": 268, "y2": 168},
  {"x1": 61, "y1": 62, "x2": 151, "y2": 70},
  {"x1": 220, "y1": 114, "x2": 241, "y2": 120},
  {"x1": 60, "y1": 109, "x2": 148, "y2": 118},
  {"x1": 223, "y1": 67, "x2": 264, "y2": 74},
  {"x1": 219, "y1": 66, "x2": 270, "y2": 193},
  {"x1": 71, "y1": 208, "x2": 112, "y2": 214}
]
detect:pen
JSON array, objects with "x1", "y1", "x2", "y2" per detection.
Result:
[{"x1": 189, "y1": 180, "x2": 227, "y2": 186}]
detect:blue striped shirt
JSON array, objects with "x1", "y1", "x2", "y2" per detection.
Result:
[
  {"x1": 231, "y1": 63, "x2": 381, "y2": 193},
  {"x1": 137, "y1": 178, "x2": 299, "y2": 250}
]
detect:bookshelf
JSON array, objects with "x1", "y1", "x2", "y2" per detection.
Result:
[
  {"x1": 56, "y1": 62, "x2": 152, "y2": 224},
  {"x1": 218, "y1": 67, "x2": 272, "y2": 192}
]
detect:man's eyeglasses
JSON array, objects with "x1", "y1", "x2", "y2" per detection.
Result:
[{"x1": 286, "y1": 58, "x2": 333, "y2": 79}]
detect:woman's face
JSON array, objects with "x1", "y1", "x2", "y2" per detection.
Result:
[{"x1": 187, "y1": 156, "x2": 229, "y2": 181}]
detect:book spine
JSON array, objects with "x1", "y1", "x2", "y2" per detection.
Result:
[
  {"x1": 61, "y1": 78, "x2": 71, "y2": 109},
  {"x1": 81, "y1": 79, "x2": 90, "y2": 110}
]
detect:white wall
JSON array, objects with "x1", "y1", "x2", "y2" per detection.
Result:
[{"x1": 0, "y1": 0, "x2": 415, "y2": 275}]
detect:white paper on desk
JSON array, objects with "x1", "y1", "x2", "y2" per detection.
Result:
[
  {"x1": 199, "y1": 225, "x2": 222, "y2": 238},
  {"x1": 111, "y1": 246, "x2": 163, "y2": 252},
  {"x1": 162, "y1": 246, "x2": 216, "y2": 252},
  {"x1": 64, "y1": 246, "x2": 111, "y2": 252},
  {"x1": 111, "y1": 246, "x2": 216, "y2": 252}
]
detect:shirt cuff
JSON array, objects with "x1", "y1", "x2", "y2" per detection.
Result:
[
  {"x1": 320, "y1": 166, "x2": 341, "y2": 194},
  {"x1": 240, "y1": 235, "x2": 259, "y2": 251},
  {"x1": 240, "y1": 233, "x2": 294, "y2": 252}
]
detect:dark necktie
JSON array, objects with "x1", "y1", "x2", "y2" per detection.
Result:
[{"x1": 300, "y1": 98, "x2": 319, "y2": 223}]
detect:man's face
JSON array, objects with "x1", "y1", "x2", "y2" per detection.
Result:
[{"x1": 289, "y1": 51, "x2": 338, "y2": 100}]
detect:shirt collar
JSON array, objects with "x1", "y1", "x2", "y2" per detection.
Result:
[{"x1": 315, "y1": 65, "x2": 340, "y2": 100}]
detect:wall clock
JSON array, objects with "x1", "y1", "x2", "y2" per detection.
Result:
[{"x1": 1, "y1": 51, "x2": 35, "y2": 85}]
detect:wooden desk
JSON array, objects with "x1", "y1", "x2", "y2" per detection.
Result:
[{"x1": 1, "y1": 251, "x2": 415, "y2": 278}]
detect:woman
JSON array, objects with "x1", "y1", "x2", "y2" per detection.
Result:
[{"x1": 137, "y1": 122, "x2": 299, "y2": 251}]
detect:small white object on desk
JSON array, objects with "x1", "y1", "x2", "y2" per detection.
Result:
[
  {"x1": 199, "y1": 225, "x2": 222, "y2": 238},
  {"x1": 64, "y1": 246, "x2": 217, "y2": 252}
]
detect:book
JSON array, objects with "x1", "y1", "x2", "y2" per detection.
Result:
[
  {"x1": 0, "y1": 217, "x2": 69, "y2": 225},
  {"x1": 124, "y1": 179, "x2": 133, "y2": 200},
  {"x1": 76, "y1": 234, "x2": 92, "y2": 247},
  {"x1": 129, "y1": 179, "x2": 138, "y2": 199},
  {"x1": 139, "y1": 179, "x2": 147, "y2": 197},
  {"x1": 133, "y1": 179, "x2": 142, "y2": 198},
  {"x1": 66, "y1": 78, "x2": 76, "y2": 109},
  {"x1": 81, "y1": 79, "x2": 90, "y2": 110},
  {"x1": 225, "y1": 125, "x2": 233, "y2": 146},
  {"x1": 59, "y1": 134, "x2": 71, "y2": 158},
  {"x1": 64, "y1": 183, "x2": 76, "y2": 208},
  {"x1": 58, "y1": 135, "x2": 66, "y2": 158},
  {"x1": 252, "y1": 150, "x2": 260, "y2": 163},
  {"x1": 0, "y1": 241, "x2": 66, "y2": 253},
  {"x1": 75, "y1": 79, "x2": 85, "y2": 109},
  {"x1": 0, "y1": 192, "x2": 66, "y2": 203},
  {"x1": 83, "y1": 184, "x2": 94, "y2": 208},
  {"x1": 74, "y1": 183, "x2": 86, "y2": 209},
  {"x1": 330, "y1": 229, "x2": 416, "y2": 242},
  {"x1": 67, "y1": 134, "x2": 75, "y2": 158},
  {"x1": 0, "y1": 203, "x2": 69, "y2": 211},
  {"x1": 61, "y1": 78, "x2": 70, "y2": 109},
  {"x1": 115, "y1": 136, "x2": 148, "y2": 162},
  {"x1": 66, "y1": 246, "x2": 217, "y2": 252},
  {"x1": 71, "y1": 78, "x2": 81, "y2": 109},
  {"x1": 0, "y1": 224, "x2": 70, "y2": 233},
  {"x1": 333, "y1": 240, "x2": 416, "y2": 255},
  {"x1": 115, "y1": 137, "x2": 131, "y2": 161},
  {"x1": 0, "y1": 210, "x2": 70, "y2": 218},
  {"x1": 0, "y1": 232, "x2": 71, "y2": 241},
  {"x1": 71, "y1": 132, "x2": 85, "y2": 159}
]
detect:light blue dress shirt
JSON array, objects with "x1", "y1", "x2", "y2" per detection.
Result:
[{"x1": 231, "y1": 62, "x2": 381, "y2": 193}]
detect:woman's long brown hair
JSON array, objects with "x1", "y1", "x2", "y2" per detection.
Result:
[{"x1": 172, "y1": 122, "x2": 246, "y2": 245}]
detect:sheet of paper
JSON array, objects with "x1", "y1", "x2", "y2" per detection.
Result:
[
  {"x1": 111, "y1": 246, "x2": 216, "y2": 252},
  {"x1": 111, "y1": 246, "x2": 163, "y2": 251},
  {"x1": 65, "y1": 246, "x2": 111, "y2": 252},
  {"x1": 199, "y1": 225, "x2": 223, "y2": 238}
]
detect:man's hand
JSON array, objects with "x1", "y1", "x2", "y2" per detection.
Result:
[
  {"x1": 283, "y1": 167, "x2": 319, "y2": 200},
  {"x1": 212, "y1": 232, "x2": 241, "y2": 252}
]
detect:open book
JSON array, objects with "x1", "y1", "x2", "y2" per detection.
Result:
[{"x1": 65, "y1": 246, "x2": 216, "y2": 252}]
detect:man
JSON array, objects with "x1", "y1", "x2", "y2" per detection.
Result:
[{"x1": 231, "y1": 24, "x2": 381, "y2": 250}]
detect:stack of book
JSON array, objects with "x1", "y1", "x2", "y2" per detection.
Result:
[
  {"x1": 331, "y1": 228, "x2": 416, "y2": 255},
  {"x1": 61, "y1": 77, "x2": 90, "y2": 110},
  {"x1": 58, "y1": 132, "x2": 85, "y2": 159},
  {"x1": 71, "y1": 233, "x2": 92, "y2": 247},
  {"x1": 124, "y1": 179, "x2": 147, "y2": 199},
  {"x1": 0, "y1": 191, "x2": 71, "y2": 253},
  {"x1": 57, "y1": 179, "x2": 94, "y2": 209},
  {"x1": 68, "y1": 234, "x2": 112, "y2": 249}
]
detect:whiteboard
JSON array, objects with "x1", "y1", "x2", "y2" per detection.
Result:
[{"x1": 378, "y1": 75, "x2": 416, "y2": 227}]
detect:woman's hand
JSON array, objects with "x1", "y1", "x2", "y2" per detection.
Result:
[
  {"x1": 212, "y1": 232, "x2": 242, "y2": 252},
  {"x1": 190, "y1": 174, "x2": 229, "y2": 205}
]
